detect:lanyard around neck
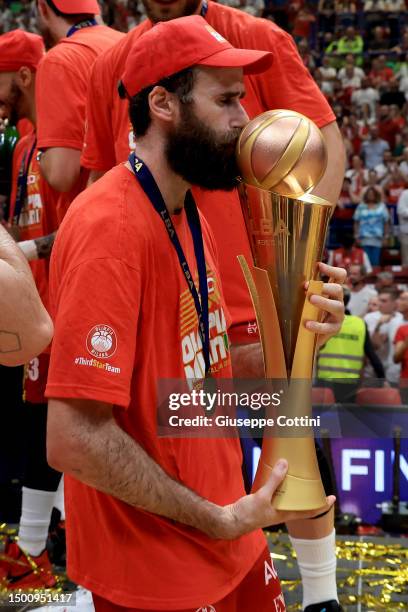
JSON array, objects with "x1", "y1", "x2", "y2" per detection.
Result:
[
  {"x1": 14, "y1": 137, "x2": 37, "y2": 224},
  {"x1": 66, "y1": 18, "x2": 98, "y2": 38},
  {"x1": 129, "y1": 152, "x2": 211, "y2": 377}
]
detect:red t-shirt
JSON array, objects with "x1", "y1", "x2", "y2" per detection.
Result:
[
  {"x1": 81, "y1": 2, "x2": 335, "y2": 345},
  {"x1": 9, "y1": 134, "x2": 59, "y2": 403},
  {"x1": 331, "y1": 246, "x2": 365, "y2": 269},
  {"x1": 45, "y1": 163, "x2": 266, "y2": 607},
  {"x1": 394, "y1": 324, "x2": 408, "y2": 378},
  {"x1": 36, "y1": 25, "x2": 124, "y2": 224}
]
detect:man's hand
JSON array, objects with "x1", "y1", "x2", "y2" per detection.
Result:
[
  {"x1": 213, "y1": 459, "x2": 336, "y2": 540},
  {"x1": 304, "y1": 262, "x2": 346, "y2": 350}
]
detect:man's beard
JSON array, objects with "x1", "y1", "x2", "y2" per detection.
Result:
[
  {"x1": 37, "y1": 16, "x2": 55, "y2": 50},
  {"x1": 141, "y1": 0, "x2": 202, "y2": 23},
  {"x1": 165, "y1": 103, "x2": 241, "y2": 191}
]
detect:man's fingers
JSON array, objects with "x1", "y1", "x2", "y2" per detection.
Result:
[
  {"x1": 306, "y1": 320, "x2": 340, "y2": 335},
  {"x1": 308, "y1": 293, "x2": 344, "y2": 317},
  {"x1": 318, "y1": 262, "x2": 347, "y2": 284},
  {"x1": 257, "y1": 459, "x2": 288, "y2": 500}
]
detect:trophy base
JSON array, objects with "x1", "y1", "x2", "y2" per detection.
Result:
[{"x1": 254, "y1": 460, "x2": 327, "y2": 511}]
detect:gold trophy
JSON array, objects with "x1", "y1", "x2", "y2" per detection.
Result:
[{"x1": 236, "y1": 110, "x2": 334, "y2": 511}]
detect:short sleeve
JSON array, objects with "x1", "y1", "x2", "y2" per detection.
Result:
[
  {"x1": 394, "y1": 326, "x2": 406, "y2": 344},
  {"x1": 250, "y1": 25, "x2": 335, "y2": 128},
  {"x1": 36, "y1": 57, "x2": 87, "y2": 150},
  {"x1": 46, "y1": 258, "x2": 141, "y2": 408},
  {"x1": 382, "y1": 204, "x2": 390, "y2": 221},
  {"x1": 81, "y1": 54, "x2": 117, "y2": 171}
]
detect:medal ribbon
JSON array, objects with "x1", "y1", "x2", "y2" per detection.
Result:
[{"x1": 129, "y1": 152, "x2": 211, "y2": 376}]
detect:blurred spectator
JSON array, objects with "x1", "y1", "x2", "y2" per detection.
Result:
[
  {"x1": 361, "y1": 169, "x2": 386, "y2": 200},
  {"x1": 292, "y1": 7, "x2": 316, "y2": 40},
  {"x1": 351, "y1": 77, "x2": 379, "y2": 118},
  {"x1": 397, "y1": 188, "x2": 408, "y2": 264},
  {"x1": 354, "y1": 186, "x2": 390, "y2": 265},
  {"x1": 318, "y1": 0, "x2": 336, "y2": 33},
  {"x1": 383, "y1": 166, "x2": 407, "y2": 205},
  {"x1": 339, "y1": 64, "x2": 362, "y2": 89},
  {"x1": 361, "y1": 125, "x2": 390, "y2": 169},
  {"x1": 375, "y1": 270, "x2": 395, "y2": 292},
  {"x1": 374, "y1": 150, "x2": 397, "y2": 182},
  {"x1": 297, "y1": 38, "x2": 316, "y2": 71},
  {"x1": 367, "y1": 295, "x2": 380, "y2": 311},
  {"x1": 369, "y1": 56, "x2": 395, "y2": 87},
  {"x1": 317, "y1": 55, "x2": 337, "y2": 94},
  {"x1": 393, "y1": 291, "x2": 408, "y2": 399},
  {"x1": 367, "y1": 26, "x2": 391, "y2": 52},
  {"x1": 399, "y1": 147, "x2": 408, "y2": 179},
  {"x1": 378, "y1": 105, "x2": 401, "y2": 149},
  {"x1": 336, "y1": 26, "x2": 364, "y2": 64},
  {"x1": 364, "y1": 288, "x2": 402, "y2": 384},
  {"x1": 317, "y1": 288, "x2": 384, "y2": 403},
  {"x1": 328, "y1": 233, "x2": 373, "y2": 272},
  {"x1": 348, "y1": 263, "x2": 378, "y2": 316},
  {"x1": 338, "y1": 54, "x2": 364, "y2": 80},
  {"x1": 345, "y1": 154, "x2": 366, "y2": 201}
]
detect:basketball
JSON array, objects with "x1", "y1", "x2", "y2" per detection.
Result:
[{"x1": 236, "y1": 109, "x2": 328, "y2": 198}]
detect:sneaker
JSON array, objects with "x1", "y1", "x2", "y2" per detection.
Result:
[
  {"x1": 304, "y1": 601, "x2": 343, "y2": 612},
  {"x1": 0, "y1": 540, "x2": 57, "y2": 589}
]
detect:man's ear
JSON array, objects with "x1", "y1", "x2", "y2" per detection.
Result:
[
  {"x1": 37, "y1": 0, "x2": 49, "y2": 20},
  {"x1": 148, "y1": 86, "x2": 179, "y2": 126},
  {"x1": 16, "y1": 67, "x2": 33, "y2": 91}
]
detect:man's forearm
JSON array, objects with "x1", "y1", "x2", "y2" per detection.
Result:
[
  {"x1": 311, "y1": 121, "x2": 346, "y2": 206},
  {"x1": 47, "y1": 399, "x2": 225, "y2": 538},
  {"x1": 0, "y1": 225, "x2": 52, "y2": 365}
]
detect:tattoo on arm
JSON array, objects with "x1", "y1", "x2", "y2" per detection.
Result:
[
  {"x1": 0, "y1": 331, "x2": 22, "y2": 353},
  {"x1": 34, "y1": 231, "x2": 57, "y2": 259}
]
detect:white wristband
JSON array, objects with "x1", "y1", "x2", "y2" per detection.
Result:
[{"x1": 18, "y1": 239, "x2": 37, "y2": 261}]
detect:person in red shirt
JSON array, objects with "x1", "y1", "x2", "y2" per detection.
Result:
[
  {"x1": 34, "y1": 0, "x2": 124, "y2": 224},
  {"x1": 328, "y1": 234, "x2": 373, "y2": 272},
  {"x1": 46, "y1": 18, "x2": 336, "y2": 612},
  {"x1": 81, "y1": 3, "x2": 346, "y2": 611},
  {"x1": 0, "y1": 29, "x2": 63, "y2": 590},
  {"x1": 393, "y1": 290, "x2": 408, "y2": 402}
]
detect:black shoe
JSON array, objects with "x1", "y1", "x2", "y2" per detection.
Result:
[{"x1": 304, "y1": 601, "x2": 343, "y2": 612}]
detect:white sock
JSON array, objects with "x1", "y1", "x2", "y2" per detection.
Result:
[
  {"x1": 18, "y1": 487, "x2": 57, "y2": 557},
  {"x1": 54, "y1": 476, "x2": 65, "y2": 521},
  {"x1": 289, "y1": 528, "x2": 338, "y2": 610}
]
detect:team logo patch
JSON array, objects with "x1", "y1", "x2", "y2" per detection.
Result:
[{"x1": 86, "y1": 324, "x2": 117, "y2": 359}]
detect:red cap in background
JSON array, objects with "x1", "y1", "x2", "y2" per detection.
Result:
[
  {"x1": 0, "y1": 31, "x2": 45, "y2": 73},
  {"x1": 51, "y1": 0, "x2": 100, "y2": 14},
  {"x1": 120, "y1": 15, "x2": 273, "y2": 98}
]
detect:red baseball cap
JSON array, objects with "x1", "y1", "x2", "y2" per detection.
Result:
[
  {"x1": 120, "y1": 15, "x2": 273, "y2": 98},
  {"x1": 51, "y1": 0, "x2": 100, "y2": 14},
  {"x1": 0, "y1": 30, "x2": 45, "y2": 73}
]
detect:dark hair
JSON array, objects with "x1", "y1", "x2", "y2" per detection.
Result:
[
  {"x1": 126, "y1": 67, "x2": 196, "y2": 138},
  {"x1": 363, "y1": 186, "x2": 381, "y2": 204},
  {"x1": 45, "y1": 0, "x2": 94, "y2": 22},
  {"x1": 378, "y1": 287, "x2": 400, "y2": 300}
]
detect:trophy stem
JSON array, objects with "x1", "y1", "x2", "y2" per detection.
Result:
[{"x1": 238, "y1": 258, "x2": 327, "y2": 511}]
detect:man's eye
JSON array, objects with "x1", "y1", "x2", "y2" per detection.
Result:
[{"x1": 220, "y1": 98, "x2": 233, "y2": 106}]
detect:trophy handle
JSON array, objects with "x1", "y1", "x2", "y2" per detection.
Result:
[{"x1": 237, "y1": 255, "x2": 286, "y2": 379}]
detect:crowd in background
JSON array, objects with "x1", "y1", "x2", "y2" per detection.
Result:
[{"x1": 2, "y1": 0, "x2": 408, "y2": 401}]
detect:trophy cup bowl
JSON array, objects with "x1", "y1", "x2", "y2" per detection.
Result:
[{"x1": 236, "y1": 110, "x2": 334, "y2": 511}]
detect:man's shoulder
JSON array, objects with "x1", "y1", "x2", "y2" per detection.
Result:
[
  {"x1": 208, "y1": 1, "x2": 290, "y2": 46},
  {"x1": 92, "y1": 21, "x2": 151, "y2": 78},
  {"x1": 55, "y1": 165, "x2": 151, "y2": 269}
]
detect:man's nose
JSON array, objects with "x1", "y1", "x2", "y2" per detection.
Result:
[{"x1": 231, "y1": 103, "x2": 249, "y2": 130}]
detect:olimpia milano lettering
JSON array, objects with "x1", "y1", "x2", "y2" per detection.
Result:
[{"x1": 182, "y1": 307, "x2": 229, "y2": 378}]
